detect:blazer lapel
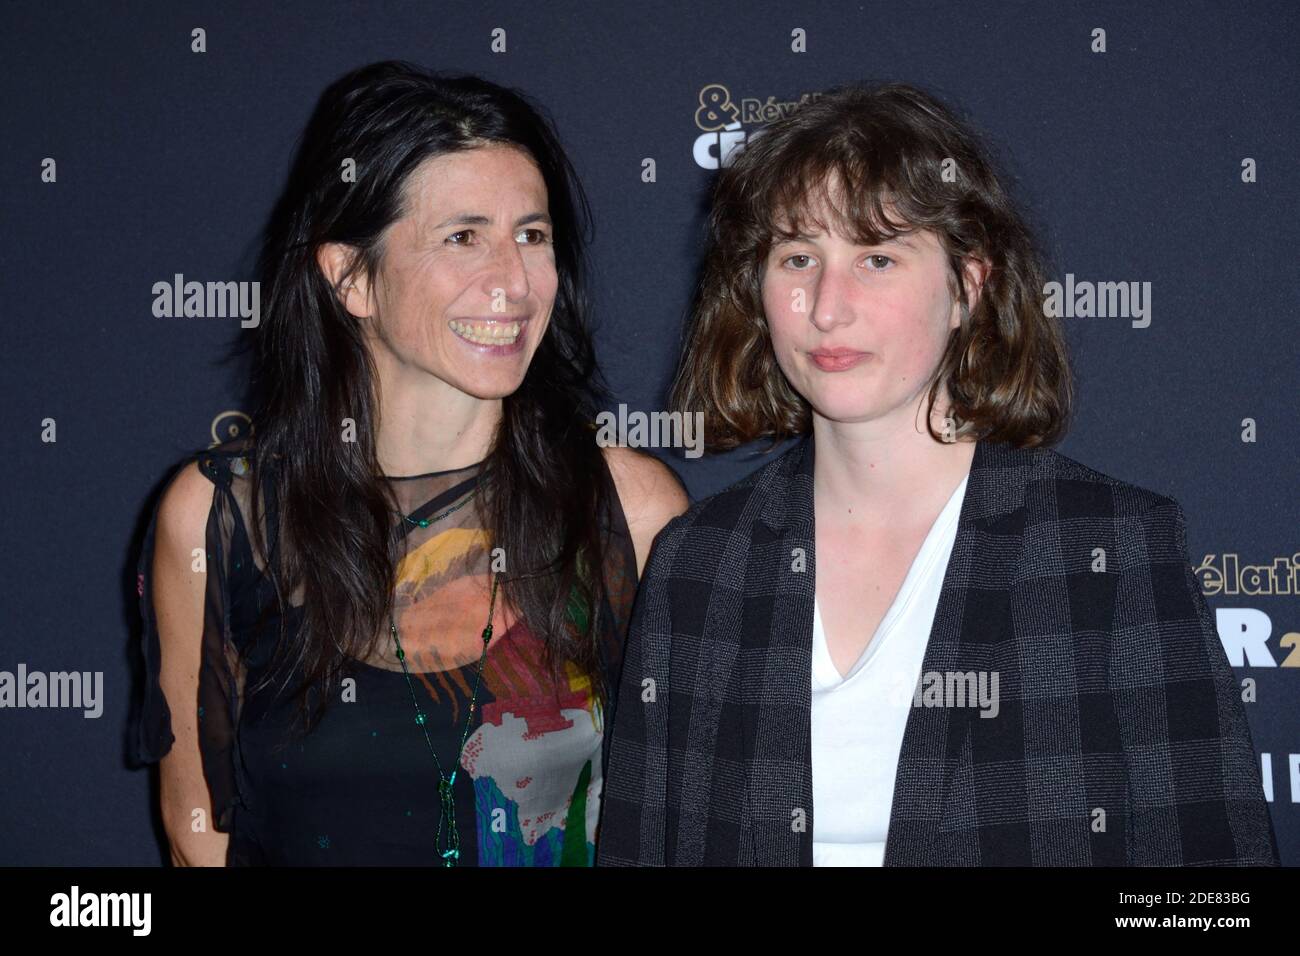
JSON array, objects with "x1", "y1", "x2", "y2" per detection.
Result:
[
  {"x1": 881, "y1": 437, "x2": 1034, "y2": 864},
  {"x1": 732, "y1": 434, "x2": 817, "y2": 866},
  {"x1": 741, "y1": 433, "x2": 1035, "y2": 866}
]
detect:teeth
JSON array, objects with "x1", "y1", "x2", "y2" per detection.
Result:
[{"x1": 450, "y1": 321, "x2": 521, "y2": 345}]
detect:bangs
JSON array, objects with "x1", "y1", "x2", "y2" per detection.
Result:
[
  {"x1": 755, "y1": 143, "x2": 920, "y2": 249},
  {"x1": 680, "y1": 81, "x2": 1071, "y2": 451}
]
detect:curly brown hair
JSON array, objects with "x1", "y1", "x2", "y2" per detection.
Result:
[{"x1": 672, "y1": 81, "x2": 1073, "y2": 451}]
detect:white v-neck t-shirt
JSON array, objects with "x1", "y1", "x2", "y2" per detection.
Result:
[{"x1": 810, "y1": 473, "x2": 969, "y2": 867}]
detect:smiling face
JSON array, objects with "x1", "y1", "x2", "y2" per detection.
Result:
[
  {"x1": 351, "y1": 143, "x2": 558, "y2": 400},
  {"x1": 761, "y1": 180, "x2": 977, "y2": 432}
]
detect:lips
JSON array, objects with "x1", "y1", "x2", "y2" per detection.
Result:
[{"x1": 808, "y1": 347, "x2": 870, "y2": 372}]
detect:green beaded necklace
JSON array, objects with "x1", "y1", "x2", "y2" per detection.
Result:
[
  {"x1": 388, "y1": 487, "x2": 497, "y2": 867},
  {"x1": 398, "y1": 489, "x2": 476, "y2": 528}
]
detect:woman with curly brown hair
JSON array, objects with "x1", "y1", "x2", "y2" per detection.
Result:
[{"x1": 597, "y1": 82, "x2": 1277, "y2": 867}]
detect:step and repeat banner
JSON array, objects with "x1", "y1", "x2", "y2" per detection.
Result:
[{"x1": 4, "y1": 0, "x2": 1297, "y2": 867}]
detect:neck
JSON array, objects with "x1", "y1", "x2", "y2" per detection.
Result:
[
  {"x1": 812, "y1": 391, "x2": 975, "y2": 527},
  {"x1": 371, "y1": 352, "x2": 501, "y2": 478}
]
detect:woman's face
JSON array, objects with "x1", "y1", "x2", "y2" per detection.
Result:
[
  {"x1": 353, "y1": 143, "x2": 558, "y2": 400},
  {"x1": 761, "y1": 192, "x2": 977, "y2": 431}
]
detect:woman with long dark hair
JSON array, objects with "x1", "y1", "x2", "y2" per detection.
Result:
[
  {"x1": 598, "y1": 81, "x2": 1278, "y2": 866},
  {"x1": 135, "y1": 60, "x2": 686, "y2": 866}
]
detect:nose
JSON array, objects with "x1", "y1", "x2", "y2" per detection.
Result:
[
  {"x1": 808, "y1": 260, "x2": 855, "y2": 332},
  {"x1": 482, "y1": 235, "x2": 530, "y2": 305}
]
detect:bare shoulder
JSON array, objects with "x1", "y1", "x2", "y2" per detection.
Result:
[
  {"x1": 601, "y1": 445, "x2": 690, "y2": 577},
  {"x1": 154, "y1": 460, "x2": 216, "y2": 559}
]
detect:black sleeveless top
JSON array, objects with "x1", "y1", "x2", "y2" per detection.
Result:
[{"x1": 134, "y1": 440, "x2": 639, "y2": 866}]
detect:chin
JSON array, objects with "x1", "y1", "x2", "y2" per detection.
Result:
[
  {"x1": 438, "y1": 355, "x2": 533, "y2": 399},
  {"x1": 805, "y1": 391, "x2": 881, "y2": 424},
  {"x1": 457, "y1": 378, "x2": 527, "y2": 401}
]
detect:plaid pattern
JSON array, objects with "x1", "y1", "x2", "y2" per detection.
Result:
[{"x1": 596, "y1": 433, "x2": 1279, "y2": 866}]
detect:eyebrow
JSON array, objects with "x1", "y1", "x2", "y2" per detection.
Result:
[
  {"x1": 773, "y1": 231, "x2": 919, "y2": 250},
  {"x1": 432, "y1": 211, "x2": 552, "y2": 229}
]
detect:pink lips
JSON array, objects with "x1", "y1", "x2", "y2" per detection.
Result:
[{"x1": 808, "y1": 347, "x2": 870, "y2": 372}]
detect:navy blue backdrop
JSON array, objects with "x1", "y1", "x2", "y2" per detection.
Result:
[{"x1": 3, "y1": 0, "x2": 1297, "y2": 865}]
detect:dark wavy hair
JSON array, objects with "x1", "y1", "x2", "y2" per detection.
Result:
[
  {"x1": 673, "y1": 81, "x2": 1073, "y2": 450},
  {"x1": 241, "y1": 60, "x2": 614, "y2": 735}
]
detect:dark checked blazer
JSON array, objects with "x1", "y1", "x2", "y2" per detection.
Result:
[{"x1": 596, "y1": 432, "x2": 1280, "y2": 866}]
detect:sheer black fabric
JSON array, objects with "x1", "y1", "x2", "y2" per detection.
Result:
[{"x1": 135, "y1": 439, "x2": 638, "y2": 865}]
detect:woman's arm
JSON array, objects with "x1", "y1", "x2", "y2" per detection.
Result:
[
  {"x1": 596, "y1": 446, "x2": 689, "y2": 865},
  {"x1": 1111, "y1": 497, "x2": 1279, "y2": 866},
  {"x1": 150, "y1": 462, "x2": 230, "y2": 867},
  {"x1": 602, "y1": 446, "x2": 689, "y2": 577}
]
